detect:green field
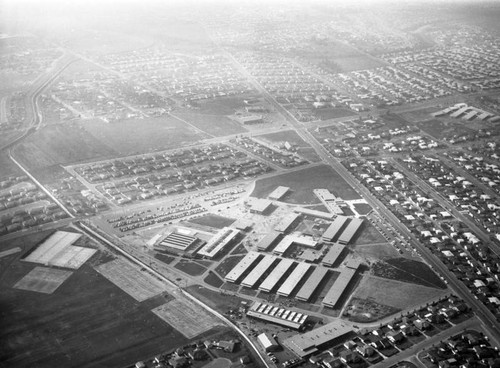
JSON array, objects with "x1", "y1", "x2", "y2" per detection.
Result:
[
  {"x1": 174, "y1": 260, "x2": 207, "y2": 276},
  {"x1": 312, "y1": 108, "x2": 357, "y2": 121},
  {"x1": 174, "y1": 111, "x2": 247, "y2": 137},
  {"x1": 251, "y1": 164, "x2": 361, "y2": 204},
  {"x1": 353, "y1": 222, "x2": 386, "y2": 245},
  {"x1": 83, "y1": 116, "x2": 208, "y2": 155},
  {"x1": 372, "y1": 258, "x2": 447, "y2": 289},
  {"x1": 188, "y1": 214, "x2": 236, "y2": 229},
  {"x1": 0, "y1": 151, "x2": 23, "y2": 179},
  {"x1": 12, "y1": 124, "x2": 117, "y2": 174},
  {"x1": 214, "y1": 255, "x2": 244, "y2": 278}
]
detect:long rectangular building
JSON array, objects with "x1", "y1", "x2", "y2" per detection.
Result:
[
  {"x1": 247, "y1": 302, "x2": 308, "y2": 330},
  {"x1": 282, "y1": 321, "x2": 353, "y2": 358},
  {"x1": 295, "y1": 267, "x2": 329, "y2": 302},
  {"x1": 274, "y1": 213, "x2": 301, "y2": 233},
  {"x1": 277, "y1": 262, "x2": 311, "y2": 297},
  {"x1": 268, "y1": 186, "x2": 290, "y2": 201},
  {"x1": 322, "y1": 243, "x2": 345, "y2": 267},
  {"x1": 225, "y1": 251, "x2": 261, "y2": 283},
  {"x1": 322, "y1": 216, "x2": 349, "y2": 242},
  {"x1": 322, "y1": 266, "x2": 358, "y2": 308},
  {"x1": 241, "y1": 255, "x2": 277, "y2": 288},
  {"x1": 293, "y1": 207, "x2": 335, "y2": 220},
  {"x1": 259, "y1": 259, "x2": 295, "y2": 292},
  {"x1": 197, "y1": 227, "x2": 239, "y2": 258},
  {"x1": 337, "y1": 218, "x2": 363, "y2": 245},
  {"x1": 256, "y1": 231, "x2": 281, "y2": 251}
]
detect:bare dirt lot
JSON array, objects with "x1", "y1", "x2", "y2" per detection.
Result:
[
  {"x1": 95, "y1": 258, "x2": 167, "y2": 302},
  {"x1": 152, "y1": 298, "x2": 222, "y2": 339},
  {"x1": 14, "y1": 266, "x2": 73, "y2": 294}
]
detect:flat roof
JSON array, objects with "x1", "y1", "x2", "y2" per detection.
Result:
[
  {"x1": 337, "y1": 218, "x2": 363, "y2": 245},
  {"x1": 293, "y1": 207, "x2": 335, "y2": 220},
  {"x1": 295, "y1": 267, "x2": 329, "y2": 302},
  {"x1": 160, "y1": 232, "x2": 197, "y2": 250},
  {"x1": 249, "y1": 198, "x2": 273, "y2": 213},
  {"x1": 259, "y1": 258, "x2": 295, "y2": 292},
  {"x1": 241, "y1": 255, "x2": 277, "y2": 288},
  {"x1": 225, "y1": 252, "x2": 261, "y2": 283},
  {"x1": 322, "y1": 243, "x2": 345, "y2": 267},
  {"x1": 274, "y1": 213, "x2": 300, "y2": 233},
  {"x1": 322, "y1": 216, "x2": 349, "y2": 241},
  {"x1": 268, "y1": 186, "x2": 290, "y2": 200},
  {"x1": 322, "y1": 267, "x2": 357, "y2": 308},
  {"x1": 282, "y1": 321, "x2": 353, "y2": 358},
  {"x1": 277, "y1": 262, "x2": 311, "y2": 297},
  {"x1": 256, "y1": 231, "x2": 281, "y2": 251},
  {"x1": 248, "y1": 302, "x2": 308, "y2": 330},
  {"x1": 197, "y1": 227, "x2": 239, "y2": 258},
  {"x1": 314, "y1": 189, "x2": 337, "y2": 202}
]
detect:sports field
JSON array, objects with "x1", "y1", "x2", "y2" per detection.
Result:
[
  {"x1": 95, "y1": 258, "x2": 166, "y2": 302},
  {"x1": 24, "y1": 231, "x2": 96, "y2": 269},
  {"x1": 152, "y1": 298, "x2": 222, "y2": 339},
  {"x1": 14, "y1": 266, "x2": 73, "y2": 294}
]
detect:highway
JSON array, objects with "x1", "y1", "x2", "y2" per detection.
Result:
[{"x1": 0, "y1": 54, "x2": 78, "y2": 152}]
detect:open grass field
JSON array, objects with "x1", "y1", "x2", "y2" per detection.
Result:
[
  {"x1": 152, "y1": 298, "x2": 222, "y2": 339},
  {"x1": 416, "y1": 118, "x2": 475, "y2": 140},
  {"x1": 203, "y1": 358, "x2": 232, "y2": 368},
  {"x1": 174, "y1": 111, "x2": 247, "y2": 137},
  {"x1": 352, "y1": 275, "x2": 448, "y2": 311},
  {"x1": 373, "y1": 258, "x2": 447, "y2": 289},
  {"x1": 174, "y1": 260, "x2": 207, "y2": 276},
  {"x1": 95, "y1": 258, "x2": 166, "y2": 302},
  {"x1": 251, "y1": 164, "x2": 360, "y2": 205},
  {"x1": 353, "y1": 222, "x2": 386, "y2": 245},
  {"x1": 312, "y1": 108, "x2": 357, "y2": 121},
  {"x1": 188, "y1": 214, "x2": 235, "y2": 229},
  {"x1": 14, "y1": 266, "x2": 73, "y2": 294},
  {"x1": 353, "y1": 203, "x2": 372, "y2": 215},
  {"x1": 214, "y1": 255, "x2": 245, "y2": 278},
  {"x1": 192, "y1": 95, "x2": 262, "y2": 115},
  {"x1": 204, "y1": 271, "x2": 224, "y2": 288},
  {"x1": 0, "y1": 151, "x2": 23, "y2": 178},
  {"x1": 12, "y1": 124, "x2": 118, "y2": 174},
  {"x1": 186, "y1": 285, "x2": 250, "y2": 314},
  {"x1": 83, "y1": 116, "x2": 208, "y2": 155},
  {"x1": 0, "y1": 257, "x2": 187, "y2": 368}
]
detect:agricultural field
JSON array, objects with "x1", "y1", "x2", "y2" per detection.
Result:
[
  {"x1": 251, "y1": 164, "x2": 361, "y2": 204},
  {"x1": 12, "y1": 124, "x2": 117, "y2": 175},
  {"x1": 0, "y1": 151, "x2": 22, "y2": 178},
  {"x1": 95, "y1": 258, "x2": 167, "y2": 302},
  {"x1": 372, "y1": 258, "x2": 447, "y2": 289},
  {"x1": 14, "y1": 266, "x2": 73, "y2": 294},
  {"x1": 152, "y1": 298, "x2": 222, "y2": 339},
  {"x1": 0, "y1": 246, "x2": 188, "y2": 368},
  {"x1": 82, "y1": 117, "x2": 206, "y2": 157},
  {"x1": 174, "y1": 111, "x2": 247, "y2": 137}
]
